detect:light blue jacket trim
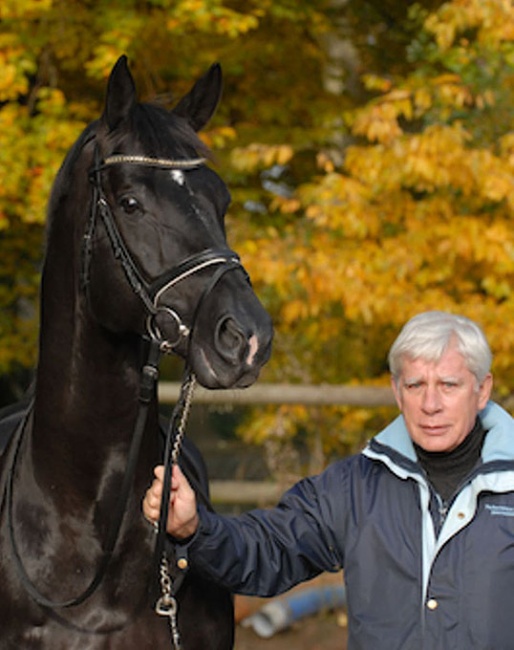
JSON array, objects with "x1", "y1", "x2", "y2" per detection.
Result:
[
  {"x1": 362, "y1": 401, "x2": 514, "y2": 604},
  {"x1": 363, "y1": 430, "x2": 435, "y2": 604},
  {"x1": 365, "y1": 413, "x2": 418, "y2": 463},
  {"x1": 480, "y1": 401, "x2": 514, "y2": 461}
]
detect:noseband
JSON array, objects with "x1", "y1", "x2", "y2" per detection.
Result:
[{"x1": 82, "y1": 147, "x2": 244, "y2": 352}]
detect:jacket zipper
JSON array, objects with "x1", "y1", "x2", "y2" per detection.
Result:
[
  {"x1": 438, "y1": 497, "x2": 448, "y2": 528},
  {"x1": 432, "y1": 492, "x2": 449, "y2": 537}
]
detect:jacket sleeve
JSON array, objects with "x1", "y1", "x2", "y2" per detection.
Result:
[{"x1": 179, "y1": 471, "x2": 344, "y2": 597}]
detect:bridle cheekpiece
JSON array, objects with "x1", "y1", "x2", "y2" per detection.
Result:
[{"x1": 83, "y1": 148, "x2": 243, "y2": 353}]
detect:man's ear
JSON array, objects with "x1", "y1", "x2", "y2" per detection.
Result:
[
  {"x1": 478, "y1": 373, "x2": 493, "y2": 410},
  {"x1": 391, "y1": 376, "x2": 403, "y2": 411}
]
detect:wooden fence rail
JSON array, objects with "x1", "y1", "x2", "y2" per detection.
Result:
[
  {"x1": 158, "y1": 382, "x2": 396, "y2": 407},
  {"x1": 159, "y1": 382, "x2": 396, "y2": 504}
]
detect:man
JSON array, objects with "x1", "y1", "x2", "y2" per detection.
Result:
[{"x1": 143, "y1": 311, "x2": 514, "y2": 649}]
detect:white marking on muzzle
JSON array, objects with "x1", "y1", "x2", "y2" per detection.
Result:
[{"x1": 246, "y1": 334, "x2": 259, "y2": 366}]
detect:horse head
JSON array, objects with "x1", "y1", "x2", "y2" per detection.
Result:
[{"x1": 56, "y1": 56, "x2": 272, "y2": 389}]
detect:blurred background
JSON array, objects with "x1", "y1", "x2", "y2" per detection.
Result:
[
  {"x1": 2, "y1": 0, "x2": 514, "y2": 475},
  {"x1": 2, "y1": 1, "x2": 513, "y2": 644}
]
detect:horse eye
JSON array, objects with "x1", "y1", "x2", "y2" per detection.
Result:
[{"x1": 119, "y1": 196, "x2": 141, "y2": 215}]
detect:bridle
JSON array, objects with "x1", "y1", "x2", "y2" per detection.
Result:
[
  {"x1": 7, "y1": 146, "x2": 247, "y2": 645},
  {"x1": 83, "y1": 146, "x2": 244, "y2": 353},
  {"x1": 88, "y1": 148, "x2": 249, "y2": 645}
]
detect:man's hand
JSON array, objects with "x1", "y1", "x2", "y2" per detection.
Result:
[{"x1": 143, "y1": 464, "x2": 199, "y2": 539}]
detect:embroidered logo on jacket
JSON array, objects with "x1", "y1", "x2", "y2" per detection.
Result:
[{"x1": 485, "y1": 504, "x2": 514, "y2": 517}]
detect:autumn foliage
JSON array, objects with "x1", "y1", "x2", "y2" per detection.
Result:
[{"x1": 1, "y1": 0, "x2": 514, "y2": 468}]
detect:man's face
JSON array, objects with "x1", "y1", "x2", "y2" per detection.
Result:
[{"x1": 391, "y1": 343, "x2": 492, "y2": 452}]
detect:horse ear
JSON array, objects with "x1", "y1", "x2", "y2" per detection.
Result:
[
  {"x1": 172, "y1": 63, "x2": 223, "y2": 132},
  {"x1": 102, "y1": 55, "x2": 137, "y2": 131}
]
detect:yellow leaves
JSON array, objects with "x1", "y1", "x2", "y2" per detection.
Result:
[
  {"x1": 343, "y1": 121, "x2": 514, "y2": 208},
  {"x1": 0, "y1": 39, "x2": 36, "y2": 101},
  {"x1": 351, "y1": 99, "x2": 405, "y2": 145},
  {"x1": 238, "y1": 234, "x2": 295, "y2": 297},
  {"x1": 166, "y1": 0, "x2": 261, "y2": 38},
  {"x1": 230, "y1": 143, "x2": 294, "y2": 172},
  {"x1": 248, "y1": 134, "x2": 514, "y2": 347},
  {"x1": 0, "y1": 106, "x2": 31, "y2": 201},
  {"x1": 87, "y1": 13, "x2": 145, "y2": 80},
  {"x1": 361, "y1": 74, "x2": 393, "y2": 93},
  {"x1": 474, "y1": 89, "x2": 496, "y2": 109},
  {"x1": 269, "y1": 196, "x2": 301, "y2": 214},
  {"x1": 403, "y1": 124, "x2": 471, "y2": 192},
  {"x1": 350, "y1": 75, "x2": 477, "y2": 146},
  {"x1": 481, "y1": 276, "x2": 512, "y2": 300},
  {"x1": 200, "y1": 125, "x2": 237, "y2": 149},
  {"x1": 253, "y1": 50, "x2": 514, "y2": 357},
  {"x1": 35, "y1": 87, "x2": 66, "y2": 115},
  {"x1": 413, "y1": 87, "x2": 433, "y2": 113},
  {"x1": 0, "y1": 0, "x2": 52, "y2": 20},
  {"x1": 0, "y1": 59, "x2": 27, "y2": 100},
  {"x1": 481, "y1": 168, "x2": 514, "y2": 204},
  {"x1": 240, "y1": 405, "x2": 307, "y2": 446},
  {"x1": 425, "y1": 15, "x2": 457, "y2": 52},
  {"x1": 282, "y1": 300, "x2": 309, "y2": 324},
  {"x1": 499, "y1": 133, "x2": 514, "y2": 165},
  {"x1": 432, "y1": 74, "x2": 474, "y2": 110},
  {"x1": 0, "y1": 85, "x2": 85, "y2": 227},
  {"x1": 316, "y1": 151, "x2": 336, "y2": 173},
  {"x1": 302, "y1": 172, "x2": 381, "y2": 239},
  {"x1": 425, "y1": 0, "x2": 514, "y2": 51},
  {"x1": 86, "y1": 46, "x2": 129, "y2": 80}
]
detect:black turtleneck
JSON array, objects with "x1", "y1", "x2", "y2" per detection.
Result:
[{"x1": 413, "y1": 417, "x2": 486, "y2": 503}]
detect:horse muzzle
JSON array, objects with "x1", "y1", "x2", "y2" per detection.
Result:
[{"x1": 146, "y1": 248, "x2": 246, "y2": 355}]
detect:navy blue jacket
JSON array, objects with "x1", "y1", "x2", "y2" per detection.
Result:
[{"x1": 182, "y1": 402, "x2": 514, "y2": 649}]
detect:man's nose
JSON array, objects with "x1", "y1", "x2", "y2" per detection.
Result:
[{"x1": 422, "y1": 384, "x2": 442, "y2": 413}]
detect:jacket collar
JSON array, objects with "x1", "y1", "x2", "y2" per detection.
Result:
[{"x1": 367, "y1": 401, "x2": 514, "y2": 466}]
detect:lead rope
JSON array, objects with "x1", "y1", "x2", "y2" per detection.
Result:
[
  {"x1": 156, "y1": 555, "x2": 181, "y2": 649},
  {"x1": 150, "y1": 255, "x2": 244, "y2": 649},
  {"x1": 154, "y1": 372, "x2": 196, "y2": 649}
]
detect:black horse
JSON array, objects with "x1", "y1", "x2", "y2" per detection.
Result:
[{"x1": 0, "y1": 56, "x2": 273, "y2": 649}]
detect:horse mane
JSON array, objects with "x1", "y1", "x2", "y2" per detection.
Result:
[{"x1": 130, "y1": 101, "x2": 212, "y2": 161}]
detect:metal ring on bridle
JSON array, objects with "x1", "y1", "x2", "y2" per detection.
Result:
[
  {"x1": 146, "y1": 251, "x2": 241, "y2": 351},
  {"x1": 148, "y1": 307, "x2": 190, "y2": 350}
]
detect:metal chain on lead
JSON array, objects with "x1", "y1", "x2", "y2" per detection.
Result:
[
  {"x1": 155, "y1": 556, "x2": 182, "y2": 649},
  {"x1": 155, "y1": 372, "x2": 196, "y2": 650},
  {"x1": 171, "y1": 374, "x2": 197, "y2": 465}
]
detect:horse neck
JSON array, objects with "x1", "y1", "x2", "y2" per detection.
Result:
[
  {"x1": 37, "y1": 160, "x2": 149, "y2": 420},
  {"x1": 31, "y1": 251, "x2": 159, "y2": 496}
]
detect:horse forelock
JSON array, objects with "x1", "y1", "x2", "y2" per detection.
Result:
[{"x1": 130, "y1": 101, "x2": 212, "y2": 161}]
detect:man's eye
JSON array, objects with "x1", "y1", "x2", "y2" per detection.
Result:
[{"x1": 119, "y1": 196, "x2": 141, "y2": 214}]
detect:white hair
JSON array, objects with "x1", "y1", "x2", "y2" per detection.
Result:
[{"x1": 388, "y1": 311, "x2": 492, "y2": 384}]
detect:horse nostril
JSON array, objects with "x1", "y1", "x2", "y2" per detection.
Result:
[{"x1": 215, "y1": 317, "x2": 246, "y2": 364}]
